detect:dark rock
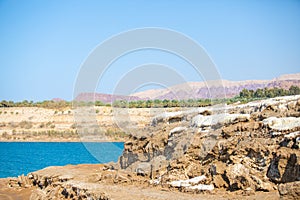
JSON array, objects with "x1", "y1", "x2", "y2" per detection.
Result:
[
  {"x1": 119, "y1": 152, "x2": 138, "y2": 169},
  {"x1": 292, "y1": 137, "x2": 300, "y2": 149},
  {"x1": 210, "y1": 164, "x2": 217, "y2": 176},
  {"x1": 267, "y1": 154, "x2": 281, "y2": 183},
  {"x1": 61, "y1": 188, "x2": 69, "y2": 198},
  {"x1": 281, "y1": 154, "x2": 300, "y2": 183},
  {"x1": 279, "y1": 138, "x2": 290, "y2": 148}
]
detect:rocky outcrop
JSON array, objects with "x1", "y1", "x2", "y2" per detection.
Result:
[
  {"x1": 8, "y1": 165, "x2": 111, "y2": 199},
  {"x1": 118, "y1": 95, "x2": 300, "y2": 199}
]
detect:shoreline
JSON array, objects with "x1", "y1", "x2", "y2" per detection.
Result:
[{"x1": 0, "y1": 139, "x2": 125, "y2": 143}]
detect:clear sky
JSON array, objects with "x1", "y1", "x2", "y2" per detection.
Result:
[{"x1": 0, "y1": 0, "x2": 300, "y2": 101}]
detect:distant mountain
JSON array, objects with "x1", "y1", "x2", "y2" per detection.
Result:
[
  {"x1": 73, "y1": 73, "x2": 300, "y2": 102},
  {"x1": 131, "y1": 73, "x2": 300, "y2": 100},
  {"x1": 52, "y1": 98, "x2": 65, "y2": 102},
  {"x1": 75, "y1": 92, "x2": 142, "y2": 103}
]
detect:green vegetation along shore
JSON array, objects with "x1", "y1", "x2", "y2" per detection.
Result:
[{"x1": 0, "y1": 86, "x2": 299, "y2": 109}]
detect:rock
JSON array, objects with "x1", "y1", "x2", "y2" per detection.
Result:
[
  {"x1": 259, "y1": 182, "x2": 274, "y2": 192},
  {"x1": 151, "y1": 111, "x2": 184, "y2": 126},
  {"x1": 136, "y1": 162, "x2": 151, "y2": 176},
  {"x1": 191, "y1": 113, "x2": 250, "y2": 128},
  {"x1": 149, "y1": 176, "x2": 161, "y2": 185},
  {"x1": 168, "y1": 175, "x2": 207, "y2": 188},
  {"x1": 267, "y1": 154, "x2": 281, "y2": 183},
  {"x1": 213, "y1": 161, "x2": 227, "y2": 175},
  {"x1": 213, "y1": 175, "x2": 227, "y2": 188},
  {"x1": 136, "y1": 167, "x2": 146, "y2": 176},
  {"x1": 150, "y1": 155, "x2": 168, "y2": 173},
  {"x1": 267, "y1": 153, "x2": 300, "y2": 184},
  {"x1": 287, "y1": 101, "x2": 297, "y2": 110},
  {"x1": 285, "y1": 131, "x2": 300, "y2": 139},
  {"x1": 186, "y1": 175, "x2": 207, "y2": 184},
  {"x1": 119, "y1": 152, "x2": 139, "y2": 169},
  {"x1": 165, "y1": 129, "x2": 194, "y2": 160},
  {"x1": 187, "y1": 184, "x2": 214, "y2": 191},
  {"x1": 103, "y1": 162, "x2": 119, "y2": 171},
  {"x1": 281, "y1": 153, "x2": 300, "y2": 183},
  {"x1": 263, "y1": 117, "x2": 300, "y2": 131},
  {"x1": 16, "y1": 174, "x2": 32, "y2": 188},
  {"x1": 278, "y1": 181, "x2": 300, "y2": 200},
  {"x1": 293, "y1": 137, "x2": 300, "y2": 149},
  {"x1": 229, "y1": 164, "x2": 249, "y2": 178},
  {"x1": 251, "y1": 175, "x2": 273, "y2": 191},
  {"x1": 209, "y1": 164, "x2": 217, "y2": 176},
  {"x1": 226, "y1": 164, "x2": 254, "y2": 191},
  {"x1": 274, "y1": 131, "x2": 300, "y2": 139},
  {"x1": 169, "y1": 127, "x2": 187, "y2": 137},
  {"x1": 191, "y1": 115, "x2": 213, "y2": 128}
]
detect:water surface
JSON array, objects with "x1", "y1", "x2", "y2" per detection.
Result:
[{"x1": 0, "y1": 142, "x2": 123, "y2": 178}]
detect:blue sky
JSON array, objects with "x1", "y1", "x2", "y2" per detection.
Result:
[{"x1": 0, "y1": 0, "x2": 300, "y2": 101}]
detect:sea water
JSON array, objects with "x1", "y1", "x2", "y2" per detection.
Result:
[{"x1": 0, "y1": 142, "x2": 124, "y2": 178}]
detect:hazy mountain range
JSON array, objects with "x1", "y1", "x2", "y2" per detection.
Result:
[{"x1": 75, "y1": 73, "x2": 300, "y2": 102}]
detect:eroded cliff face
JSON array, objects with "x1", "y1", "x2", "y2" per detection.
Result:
[
  {"x1": 0, "y1": 107, "x2": 170, "y2": 141},
  {"x1": 4, "y1": 95, "x2": 300, "y2": 199},
  {"x1": 118, "y1": 95, "x2": 300, "y2": 198}
]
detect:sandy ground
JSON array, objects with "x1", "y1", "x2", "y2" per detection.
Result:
[
  {"x1": 0, "y1": 179, "x2": 280, "y2": 200},
  {"x1": 0, "y1": 164, "x2": 280, "y2": 200}
]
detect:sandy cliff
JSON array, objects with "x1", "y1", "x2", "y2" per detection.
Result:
[{"x1": 0, "y1": 107, "x2": 180, "y2": 141}]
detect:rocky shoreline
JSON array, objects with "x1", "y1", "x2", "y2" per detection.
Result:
[{"x1": 1, "y1": 95, "x2": 300, "y2": 199}]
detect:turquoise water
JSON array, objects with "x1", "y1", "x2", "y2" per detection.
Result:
[{"x1": 0, "y1": 142, "x2": 124, "y2": 178}]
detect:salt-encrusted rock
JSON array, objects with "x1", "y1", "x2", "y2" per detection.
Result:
[
  {"x1": 187, "y1": 184, "x2": 214, "y2": 191},
  {"x1": 149, "y1": 176, "x2": 161, "y2": 185},
  {"x1": 169, "y1": 127, "x2": 187, "y2": 137},
  {"x1": 168, "y1": 176, "x2": 214, "y2": 191},
  {"x1": 191, "y1": 113, "x2": 250, "y2": 128},
  {"x1": 151, "y1": 111, "x2": 184, "y2": 126},
  {"x1": 263, "y1": 117, "x2": 300, "y2": 131},
  {"x1": 168, "y1": 175, "x2": 207, "y2": 188},
  {"x1": 284, "y1": 131, "x2": 300, "y2": 139},
  {"x1": 191, "y1": 115, "x2": 212, "y2": 127}
]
